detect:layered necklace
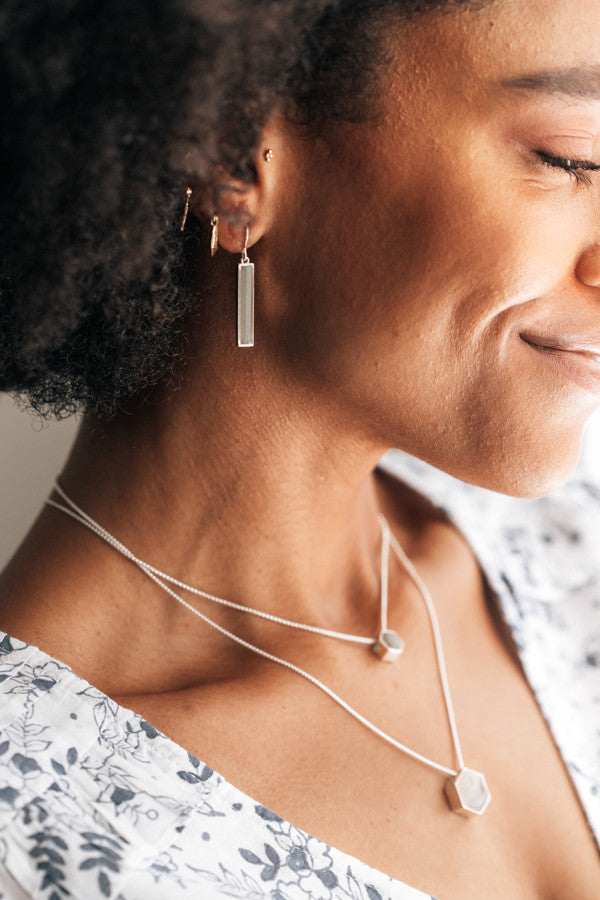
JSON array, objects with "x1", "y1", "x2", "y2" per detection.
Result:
[{"x1": 46, "y1": 481, "x2": 491, "y2": 817}]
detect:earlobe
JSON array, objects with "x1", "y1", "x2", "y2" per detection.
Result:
[
  {"x1": 212, "y1": 142, "x2": 277, "y2": 254},
  {"x1": 213, "y1": 200, "x2": 259, "y2": 254},
  {"x1": 194, "y1": 171, "x2": 259, "y2": 254},
  {"x1": 192, "y1": 155, "x2": 269, "y2": 254}
]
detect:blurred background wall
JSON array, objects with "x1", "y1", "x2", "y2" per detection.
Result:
[
  {"x1": 1, "y1": 392, "x2": 599, "y2": 571},
  {"x1": 0, "y1": 395, "x2": 81, "y2": 570}
]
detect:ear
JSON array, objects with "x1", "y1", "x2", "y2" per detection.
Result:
[{"x1": 191, "y1": 115, "x2": 284, "y2": 255}]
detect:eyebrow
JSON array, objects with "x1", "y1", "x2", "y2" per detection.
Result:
[{"x1": 500, "y1": 66, "x2": 600, "y2": 100}]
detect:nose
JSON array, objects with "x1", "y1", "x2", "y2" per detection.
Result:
[{"x1": 575, "y1": 242, "x2": 600, "y2": 287}]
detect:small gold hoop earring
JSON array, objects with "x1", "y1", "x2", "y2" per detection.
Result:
[
  {"x1": 210, "y1": 214, "x2": 219, "y2": 256},
  {"x1": 180, "y1": 187, "x2": 192, "y2": 231}
]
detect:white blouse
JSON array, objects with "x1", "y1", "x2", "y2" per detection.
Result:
[{"x1": 0, "y1": 451, "x2": 598, "y2": 899}]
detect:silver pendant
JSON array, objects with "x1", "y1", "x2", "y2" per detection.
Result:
[
  {"x1": 371, "y1": 629, "x2": 404, "y2": 663},
  {"x1": 237, "y1": 261, "x2": 254, "y2": 347},
  {"x1": 444, "y1": 767, "x2": 491, "y2": 816}
]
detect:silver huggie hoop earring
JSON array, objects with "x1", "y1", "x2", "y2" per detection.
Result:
[{"x1": 237, "y1": 225, "x2": 254, "y2": 347}]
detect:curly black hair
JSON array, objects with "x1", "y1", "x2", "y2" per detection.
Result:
[{"x1": 0, "y1": 0, "x2": 484, "y2": 420}]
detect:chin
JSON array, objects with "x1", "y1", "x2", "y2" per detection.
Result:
[
  {"x1": 415, "y1": 423, "x2": 584, "y2": 499},
  {"x1": 455, "y1": 441, "x2": 583, "y2": 499},
  {"x1": 475, "y1": 465, "x2": 578, "y2": 499}
]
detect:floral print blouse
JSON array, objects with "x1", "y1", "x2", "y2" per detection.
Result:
[{"x1": 0, "y1": 451, "x2": 599, "y2": 899}]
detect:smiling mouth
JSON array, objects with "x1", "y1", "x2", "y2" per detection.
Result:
[{"x1": 520, "y1": 333, "x2": 600, "y2": 396}]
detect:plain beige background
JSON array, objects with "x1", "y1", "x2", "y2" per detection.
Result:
[
  {"x1": 0, "y1": 395, "x2": 81, "y2": 570},
  {"x1": 1, "y1": 392, "x2": 599, "y2": 571}
]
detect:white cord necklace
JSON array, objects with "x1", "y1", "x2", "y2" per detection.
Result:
[{"x1": 46, "y1": 481, "x2": 491, "y2": 817}]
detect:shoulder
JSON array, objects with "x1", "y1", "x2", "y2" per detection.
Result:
[{"x1": 0, "y1": 631, "x2": 239, "y2": 898}]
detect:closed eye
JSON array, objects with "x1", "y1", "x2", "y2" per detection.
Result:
[{"x1": 536, "y1": 151, "x2": 600, "y2": 187}]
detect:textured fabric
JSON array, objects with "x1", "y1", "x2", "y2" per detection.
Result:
[{"x1": 0, "y1": 451, "x2": 598, "y2": 899}]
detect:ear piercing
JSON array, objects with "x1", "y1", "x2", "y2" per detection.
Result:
[
  {"x1": 180, "y1": 148, "x2": 271, "y2": 234},
  {"x1": 210, "y1": 215, "x2": 219, "y2": 256},
  {"x1": 180, "y1": 187, "x2": 192, "y2": 231},
  {"x1": 179, "y1": 188, "x2": 255, "y2": 348}
]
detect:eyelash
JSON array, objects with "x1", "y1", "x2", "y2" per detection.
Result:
[{"x1": 536, "y1": 151, "x2": 600, "y2": 187}]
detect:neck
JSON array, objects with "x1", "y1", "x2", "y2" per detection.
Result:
[{"x1": 43, "y1": 337, "x2": 395, "y2": 671}]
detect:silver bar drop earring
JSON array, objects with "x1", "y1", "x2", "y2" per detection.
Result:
[{"x1": 237, "y1": 226, "x2": 254, "y2": 347}]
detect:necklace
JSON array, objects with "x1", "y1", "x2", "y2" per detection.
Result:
[
  {"x1": 46, "y1": 481, "x2": 491, "y2": 817},
  {"x1": 48, "y1": 482, "x2": 404, "y2": 662}
]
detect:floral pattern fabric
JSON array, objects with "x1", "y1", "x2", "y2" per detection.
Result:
[
  {"x1": 0, "y1": 637, "x2": 433, "y2": 900},
  {"x1": 0, "y1": 450, "x2": 598, "y2": 899}
]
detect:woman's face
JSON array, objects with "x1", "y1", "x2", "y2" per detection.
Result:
[{"x1": 260, "y1": 0, "x2": 600, "y2": 496}]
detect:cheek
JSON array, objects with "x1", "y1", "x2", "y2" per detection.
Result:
[
  {"x1": 366, "y1": 172, "x2": 589, "y2": 492},
  {"x1": 270, "y1": 134, "x2": 593, "y2": 495},
  {"x1": 273, "y1": 149, "x2": 518, "y2": 413},
  {"x1": 378, "y1": 153, "x2": 583, "y2": 350}
]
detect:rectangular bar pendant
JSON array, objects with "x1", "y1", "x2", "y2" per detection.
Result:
[{"x1": 237, "y1": 261, "x2": 254, "y2": 347}]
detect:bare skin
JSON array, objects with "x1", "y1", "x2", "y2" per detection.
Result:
[{"x1": 1, "y1": 0, "x2": 600, "y2": 896}]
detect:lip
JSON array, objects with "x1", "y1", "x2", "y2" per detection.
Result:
[{"x1": 520, "y1": 333, "x2": 600, "y2": 397}]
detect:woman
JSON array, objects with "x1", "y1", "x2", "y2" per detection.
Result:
[{"x1": 0, "y1": 0, "x2": 599, "y2": 896}]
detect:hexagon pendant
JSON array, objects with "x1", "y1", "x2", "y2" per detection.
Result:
[
  {"x1": 444, "y1": 767, "x2": 491, "y2": 816},
  {"x1": 371, "y1": 629, "x2": 405, "y2": 662}
]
